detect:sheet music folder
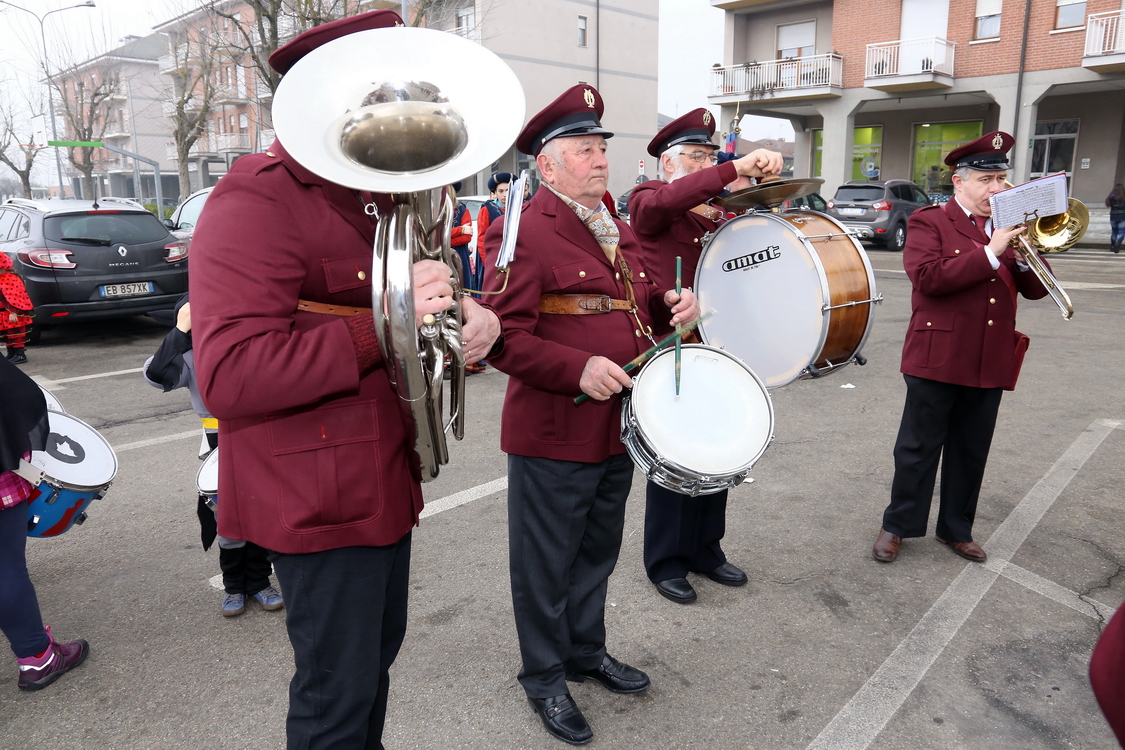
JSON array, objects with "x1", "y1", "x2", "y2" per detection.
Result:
[{"x1": 989, "y1": 172, "x2": 1068, "y2": 230}]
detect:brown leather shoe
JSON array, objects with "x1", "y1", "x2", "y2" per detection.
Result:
[
  {"x1": 872, "y1": 528, "x2": 901, "y2": 562},
  {"x1": 935, "y1": 537, "x2": 987, "y2": 562}
]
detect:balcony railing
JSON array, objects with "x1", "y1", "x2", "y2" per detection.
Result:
[
  {"x1": 212, "y1": 83, "x2": 248, "y2": 104},
  {"x1": 106, "y1": 156, "x2": 134, "y2": 172},
  {"x1": 709, "y1": 53, "x2": 842, "y2": 97},
  {"x1": 216, "y1": 132, "x2": 251, "y2": 151},
  {"x1": 258, "y1": 129, "x2": 276, "y2": 149},
  {"x1": 167, "y1": 137, "x2": 218, "y2": 161},
  {"x1": 1086, "y1": 11, "x2": 1125, "y2": 56},
  {"x1": 866, "y1": 38, "x2": 955, "y2": 78}
]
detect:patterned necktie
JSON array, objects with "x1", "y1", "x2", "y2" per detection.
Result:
[
  {"x1": 545, "y1": 184, "x2": 619, "y2": 265},
  {"x1": 971, "y1": 214, "x2": 988, "y2": 236}
]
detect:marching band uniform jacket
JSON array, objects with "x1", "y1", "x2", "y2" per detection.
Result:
[
  {"x1": 628, "y1": 161, "x2": 739, "y2": 334},
  {"x1": 189, "y1": 141, "x2": 423, "y2": 555},
  {"x1": 900, "y1": 200, "x2": 1050, "y2": 390},
  {"x1": 482, "y1": 186, "x2": 673, "y2": 463}
]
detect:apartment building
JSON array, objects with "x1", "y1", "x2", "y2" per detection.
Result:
[
  {"x1": 53, "y1": 34, "x2": 178, "y2": 202},
  {"x1": 709, "y1": 0, "x2": 1125, "y2": 203}
]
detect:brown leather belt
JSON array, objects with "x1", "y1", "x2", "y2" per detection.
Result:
[
  {"x1": 297, "y1": 299, "x2": 372, "y2": 317},
  {"x1": 539, "y1": 294, "x2": 633, "y2": 315}
]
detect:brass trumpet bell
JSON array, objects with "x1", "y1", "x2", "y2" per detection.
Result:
[{"x1": 1027, "y1": 198, "x2": 1088, "y2": 253}]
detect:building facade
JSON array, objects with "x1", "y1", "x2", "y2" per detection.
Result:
[{"x1": 710, "y1": 0, "x2": 1125, "y2": 204}]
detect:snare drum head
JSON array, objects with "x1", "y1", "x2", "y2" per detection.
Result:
[
  {"x1": 696, "y1": 213, "x2": 829, "y2": 387},
  {"x1": 197, "y1": 448, "x2": 219, "y2": 496},
  {"x1": 632, "y1": 345, "x2": 773, "y2": 475},
  {"x1": 30, "y1": 412, "x2": 118, "y2": 489},
  {"x1": 38, "y1": 385, "x2": 65, "y2": 413}
]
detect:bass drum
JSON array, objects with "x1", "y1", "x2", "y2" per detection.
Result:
[{"x1": 695, "y1": 211, "x2": 880, "y2": 388}]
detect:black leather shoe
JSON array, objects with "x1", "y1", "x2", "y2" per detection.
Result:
[
  {"x1": 528, "y1": 694, "x2": 592, "y2": 745},
  {"x1": 704, "y1": 562, "x2": 748, "y2": 586},
  {"x1": 566, "y1": 654, "x2": 650, "y2": 694},
  {"x1": 6, "y1": 349, "x2": 27, "y2": 365},
  {"x1": 655, "y1": 577, "x2": 697, "y2": 604}
]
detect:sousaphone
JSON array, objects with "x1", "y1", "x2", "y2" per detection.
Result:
[{"x1": 272, "y1": 27, "x2": 526, "y2": 480}]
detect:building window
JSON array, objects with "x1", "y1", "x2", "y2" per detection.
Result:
[
  {"x1": 1031, "y1": 120, "x2": 1078, "y2": 177},
  {"x1": 975, "y1": 0, "x2": 1001, "y2": 38},
  {"x1": 456, "y1": 7, "x2": 475, "y2": 38},
  {"x1": 239, "y1": 113, "x2": 248, "y2": 132},
  {"x1": 777, "y1": 20, "x2": 815, "y2": 59},
  {"x1": 578, "y1": 16, "x2": 588, "y2": 47},
  {"x1": 1055, "y1": 0, "x2": 1085, "y2": 29},
  {"x1": 912, "y1": 121, "x2": 984, "y2": 198}
]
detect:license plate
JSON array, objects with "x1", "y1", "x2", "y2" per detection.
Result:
[
  {"x1": 100, "y1": 282, "x2": 154, "y2": 298},
  {"x1": 839, "y1": 207, "x2": 865, "y2": 216}
]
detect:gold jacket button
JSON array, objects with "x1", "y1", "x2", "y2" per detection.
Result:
[
  {"x1": 926, "y1": 321, "x2": 932, "y2": 326},
  {"x1": 989, "y1": 297, "x2": 996, "y2": 304},
  {"x1": 635, "y1": 329, "x2": 641, "y2": 337},
  {"x1": 954, "y1": 249, "x2": 960, "y2": 254},
  {"x1": 987, "y1": 320, "x2": 994, "y2": 326},
  {"x1": 358, "y1": 271, "x2": 366, "y2": 280},
  {"x1": 615, "y1": 272, "x2": 620, "y2": 280},
  {"x1": 579, "y1": 271, "x2": 586, "y2": 278},
  {"x1": 639, "y1": 272, "x2": 646, "y2": 278},
  {"x1": 991, "y1": 278, "x2": 996, "y2": 282},
  {"x1": 693, "y1": 238, "x2": 699, "y2": 243},
  {"x1": 266, "y1": 151, "x2": 276, "y2": 157}
]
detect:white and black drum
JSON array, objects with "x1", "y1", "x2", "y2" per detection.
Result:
[
  {"x1": 196, "y1": 448, "x2": 219, "y2": 511},
  {"x1": 695, "y1": 211, "x2": 880, "y2": 388},
  {"x1": 26, "y1": 412, "x2": 117, "y2": 537},
  {"x1": 621, "y1": 344, "x2": 773, "y2": 496},
  {"x1": 38, "y1": 384, "x2": 65, "y2": 413}
]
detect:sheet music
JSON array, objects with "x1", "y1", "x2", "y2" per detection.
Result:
[
  {"x1": 496, "y1": 170, "x2": 528, "y2": 269},
  {"x1": 989, "y1": 172, "x2": 1068, "y2": 229}
]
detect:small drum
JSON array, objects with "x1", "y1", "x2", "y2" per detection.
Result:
[
  {"x1": 26, "y1": 412, "x2": 118, "y2": 537},
  {"x1": 38, "y1": 384, "x2": 65, "y2": 413},
  {"x1": 696, "y1": 211, "x2": 881, "y2": 388},
  {"x1": 621, "y1": 345, "x2": 773, "y2": 496},
  {"x1": 196, "y1": 448, "x2": 218, "y2": 511}
]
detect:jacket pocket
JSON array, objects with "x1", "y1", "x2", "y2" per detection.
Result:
[
  {"x1": 551, "y1": 259, "x2": 610, "y2": 291},
  {"x1": 908, "y1": 312, "x2": 955, "y2": 369},
  {"x1": 322, "y1": 256, "x2": 373, "y2": 293}
]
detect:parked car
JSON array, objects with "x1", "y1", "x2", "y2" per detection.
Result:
[
  {"x1": 781, "y1": 192, "x2": 829, "y2": 213},
  {"x1": 165, "y1": 186, "x2": 213, "y2": 246},
  {"x1": 825, "y1": 179, "x2": 931, "y2": 251},
  {"x1": 0, "y1": 198, "x2": 189, "y2": 326}
]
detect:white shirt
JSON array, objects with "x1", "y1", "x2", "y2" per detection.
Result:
[{"x1": 954, "y1": 196, "x2": 1000, "y2": 271}]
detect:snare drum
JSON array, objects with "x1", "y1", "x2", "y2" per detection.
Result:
[
  {"x1": 621, "y1": 345, "x2": 773, "y2": 496},
  {"x1": 196, "y1": 448, "x2": 218, "y2": 511},
  {"x1": 26, "y1": 412, "x2": 118, "y2": 537},
  {"x1": 38, "y1": 385, "x2": 65, "y2": 413},
  {"x1": 696, "y1": 211, "x2": 880, "y2": 388}
]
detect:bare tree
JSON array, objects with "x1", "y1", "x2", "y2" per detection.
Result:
[
  {"x1": 50, "y1": 68, "x2": 121, "y2": 200},
  {"x1": 0, "y1": 85, "x2": 46, "y2": 198},
  {"x1": 163, "y1": 29, "x2": 220, "y2": 198}
]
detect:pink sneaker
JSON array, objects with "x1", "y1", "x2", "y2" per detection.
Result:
[{"x1": 17, "y1": 626, "x2": 89, "y2": 691}]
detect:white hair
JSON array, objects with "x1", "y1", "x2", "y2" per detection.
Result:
[
  {"x1": 539, "y1": 137, "x2": 565, "y2": 165},
  {"x1": 953, "y1": 166, "x2": 974, "y2": 181},
  {"x1": 660, "y1": 144, "x2": 691, "y2": 182}
]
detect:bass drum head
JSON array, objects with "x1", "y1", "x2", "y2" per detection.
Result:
[
  {"x1": 30, "y1": 412, "x2": 118, "y2": 490},
  {"x1": 696, "y1": 213, "x2": 828, "y2": 388},
  {"x1": 632, "y1": 345, "x2": 773, "y2": 476},
  {"x1": 38, "y1": 385, "x2": 65, "y2": 414},
  {"x1": 197, "y1": 448, "x2": 219, "y2": 497}
]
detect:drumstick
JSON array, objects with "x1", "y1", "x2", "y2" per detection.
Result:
[
  {"x1": 675, "y1": 256, "x2": 682, "y2": 398},
  {"x1": 574, "y1": 312, "x2": 712, "y2": 405}
]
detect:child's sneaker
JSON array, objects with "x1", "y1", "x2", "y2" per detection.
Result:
[
  {"x1": 251, "y1": 586, "x2": 284, "y2": 611},
  {"x1": 17, "y1": 626, "x2": 89, "y2": 691},
  {"x1": 221, "y1": 592, "x2": 245, "y2": 617}
]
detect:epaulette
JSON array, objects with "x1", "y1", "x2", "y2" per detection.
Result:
[
  {"x1": 917, "y1": 203, "x2": 941, "y2": 212},
  {"x1": 231, "y1": 150, "x2": 285, "y2": 177}
]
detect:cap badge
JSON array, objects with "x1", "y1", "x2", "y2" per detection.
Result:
[
  {"x1": 395, "y1": 21, "x2": 404, "y2": 27},
  {"x1": 703, "y1": 112, "x2": 712, "y2": 126},
  {"x1": 992, "y1": 133, "x2": 1004, "y2": 150},
  {"x1": 583, "y1": 88, "x2": 596, "y2": 109}
]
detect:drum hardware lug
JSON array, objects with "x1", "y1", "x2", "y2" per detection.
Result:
[
  {"x1": 74, "y1": 512, "x2": 88, "y2": 526},
  {"x1": 44, "y1": 486, "x2": 62, "y2": 505},
  {"x1": 93, "y1": 488, "x2": 109, "y2": 502},
  {"x1": 28, "y1": 515, "x2": 40, "y2": 533},
  {"x1": 204, "y1": 497, "x2": 217, "y2": 511},
  {"x1": 821, "y1": 296, "x2": 881, "y2": 313},
  {"x1": 805, "y1": 363, "x2": 822, "y2": 377},
  {"x1": 855, "y1": 354, "x2": 868, "y2": 366}
]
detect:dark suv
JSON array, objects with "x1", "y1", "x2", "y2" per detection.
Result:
[
  {"x1": 0, "y1": 198, "x2": 188, "y2": 325},
  {"x1": 826, "y1": 179, "x2": 931, "y2": 251}
]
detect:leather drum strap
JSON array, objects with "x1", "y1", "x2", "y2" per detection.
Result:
[
  {"x1": 296, "y1": 299, "x2": 372, "y2": 317},
  {"x1": 689, "y1": 204, "x2": 724, "y2": 221},
  {"x1": 539, "y1": 294, "x2": 633, "y2": 315}
]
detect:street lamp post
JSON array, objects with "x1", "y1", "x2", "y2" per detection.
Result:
[{"x1": 0, "y1": 0, "x2": 97, "y2": 199}]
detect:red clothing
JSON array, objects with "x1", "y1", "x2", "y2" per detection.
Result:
[
  {"x1": 482, "y1": 188, "x2": 673, "y2": 463},
  {"x1": 0, "y1": 266, "x2": 33, "y2": 332},
  {"x1": 477, "y1": 202, "x2": 504, "y2": 262},
  {"x1": 1091, "y1": 605, "x2": 1125, "y2": 746},
  {"x1": 0, "y1": 457, "x2": 34, "y2": 510},
  {"x1": 189, "y1": 141, "x2": 422, "y2": 555},
  {"x1": 450, "y1": 203, "x2": 472, "y2": 248},
  {"x1": 900, "y1": 200, "x2": 1050, "y2": 391}
]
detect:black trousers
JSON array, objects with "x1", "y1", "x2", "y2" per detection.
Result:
[
  {"x1": 218, "y1": 541, "x2": 272, "y2": 596},
  {"x1": 270, "y1": 534, "x2": 411, "y2": 750},
  {"x1": 507, "y1": 453, "x2": 633, "y2": 699},
  {"x1": 883, "y1": 374, "x2": 1003, "y2": 542},
  {"x1": 643, "y1": 482, "x2": 728, "y2": 582}
]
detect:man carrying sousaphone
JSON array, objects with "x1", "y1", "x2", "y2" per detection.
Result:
[
  {"x1": 872, "y1": 131, "x2": 1051, "y2": 564},
  {"x1": 189, "y1": 11, "x2": 502, "y2": 748},
  {"x1": 628, "y1": 109, "x2": 783, "y2": 605},
  {"x1": 482, "y1": 85, "x2": 700, "y2": 745}
]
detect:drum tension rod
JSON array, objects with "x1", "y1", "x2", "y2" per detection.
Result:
[{"x1": 820, "y1": 294, "x2": 883, "y2": 313}]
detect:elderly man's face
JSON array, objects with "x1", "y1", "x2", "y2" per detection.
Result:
[
  {"x1": 952, "y1": 169, "x2": 1008, "y2": 218},
  {"x1": 662, "y1": 145, "x2": 717, "y2": 181},
  {"x1": 537, "y1": 136, "x2": 609, "y2": 208}
]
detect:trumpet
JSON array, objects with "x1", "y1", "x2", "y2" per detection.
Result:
[{"x1": 1003, "y1": 182, "x2": 1086, "y2": 320}]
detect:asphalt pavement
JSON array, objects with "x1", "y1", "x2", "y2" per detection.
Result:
[{"x1": 1, "y1": 243, "x2": 1122, "y2": 750}]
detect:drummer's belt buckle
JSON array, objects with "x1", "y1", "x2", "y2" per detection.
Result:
[{"x1": 580, "y1": 295, "x2": 614, "y2": 313}]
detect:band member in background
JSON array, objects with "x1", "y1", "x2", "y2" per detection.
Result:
[
  {"x1": 872, "y1": 131, "x2": 1050, "y2": 564},
  {"x1": 477, "y1": 172, "x2": 511, "y2": 257},
  {"x1": 483, "y1": 85, "x2": 700, "y2": 745},
  {"x1": 628, "y1": 109, "x2": 782, "y2": 605},
  {"x1": 189, "y1": 11, "x2": 502, "y2": 748},
  {"x1": 0, "y1": 253, "x2": 33, "y2": 365}
]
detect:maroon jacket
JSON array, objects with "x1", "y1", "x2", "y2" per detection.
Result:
[
  {"x1": 189, "y1": 141, "x2": 422, "y2": 554},
  {"x1": 628, "y1": 161, "x2": 739, "y2": 335},
  {"x1": 482, "y1": 187, "x2": 672, "y2": 462},
  {"x1": 900, "y1": 199, "x2": 1050, "y2": 391},
  {"x1": 1090, "y1": 605, "x2": 1125, "y2": 745}
]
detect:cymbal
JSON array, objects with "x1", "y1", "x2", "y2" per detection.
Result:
[{"x1": 714, "y1": 178, "x2": 825, "y2": 211}]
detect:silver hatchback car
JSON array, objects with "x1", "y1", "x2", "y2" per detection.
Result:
[{"x1": 826, "y1": 179, "x2": 931, "y2": 251}]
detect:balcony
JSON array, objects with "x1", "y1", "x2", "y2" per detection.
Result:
[
  {"x1": 255, "y1": 80, "x2": 274, "y2": 101},
  {"x1": 258, "y1": 128, "x2": 276, "y2": 150},
  {"x1": 216, "y1": 132, "x2": 251, "y2": 152},
  {"x1": 1084, "y1": 11, "x2": 1125, "y2": 72},
  {"x1": 106, "y1": 156, "x2": 134, "y2": 173},
  {"x1": 167, "y1": 137, "x2": 219, "y2": 161},
  {"x1": 102, "y1": 123, "x2": 131, "y2": 139},
  {"x1": 865, "y1": 38, "x2": 955, "y2": 91},
  {"x1": 708, "y1": 54, "x2": 843, "y2": 104},
  {"x1": 212, "y1": 83, "x2": 248, "y2": 105}
]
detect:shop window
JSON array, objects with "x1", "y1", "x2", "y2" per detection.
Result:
[
  {"x1": 975, "y1": 0, "x2": 1002, "y2": 38},
  {"x1": 1055, "y1": 0, "x2": 1086, "y2": 29},
  {"x1": 1031, "y1": 120, "x2": 1078, "y2": 177},
  {"x1": 810, "y1": 126, "x2": 883, "y2": 180},
  {"x1": 912, "y1": 121, "x2": 984, "y2": 200}
]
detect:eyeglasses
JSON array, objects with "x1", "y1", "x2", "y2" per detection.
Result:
[{"x1": 681, "y1": 151, "x2": 718, "y2": 165}]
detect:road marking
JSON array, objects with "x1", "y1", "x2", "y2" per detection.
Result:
[
  {"x1": 33, "y1": 367, "x2": 144, "y2": 391},
  {"x1": 806, "y1": 418, "x2": 1121, "y2": 750},
  {"x1": 988, "y1": 559, "x2": 1117, "y2": 622},
  {"x1": 1061, "y1": 281, "x2": 1124, "y2": 290},
  {"x1": 115, "y1": 430, "x2": 200, "y2": 453},
  {"x1": 421, "y1": 476, "x2": 508, "y2": 519}
]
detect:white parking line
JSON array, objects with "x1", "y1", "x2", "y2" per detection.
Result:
[
  {"x1": 988, "y1": 559, "x2": 1117, "y2": 622},
  {"x1": 33, "y1": 367, "x2": 144, "y2": 391},
  {"x1": 115, "y1": 430, "x2": 200, "y2": 452},
  {"x1": 806, "y1": 418, "x2": 1122, "y2": 750}
]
